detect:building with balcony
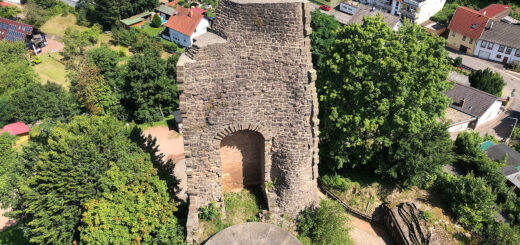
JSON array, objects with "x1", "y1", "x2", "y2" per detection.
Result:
[{"x1": 398, "y1": 0, "x2": 446, "y2": 24}]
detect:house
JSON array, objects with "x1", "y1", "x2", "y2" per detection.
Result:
[
  {"x1": 120, "y1": 12, "x2": 155, "y2": 29},
  {"x1": 163, "y1": 6, "x2": 209, "y2": 47},
  {"x1": 0, "y1": 18, "x2": 47, "y2": 54},
  {"x1": 479, "y1": 4, "x2": 511, "y2": 20},
  {"x1": 472, "y1": 20, "x2": 520, "y2": 65},
  {"x1": 3, "y1": 0, "x2": 20, "y2": 4},
  {"x1": 339, "y1": 0, "x2": 360, "y2": 15},
  {"x1": 444, "y1": 83, "x2": 503, "y2": 132},
  {"x1": 155, "y1": 5, "x2": 175, "y2": 24},
  {"x1": 1, "y1": 122, "x2": 30, "y2": 145},
  {"x1": 165, "y1": 0, "x2": 179, "y2": 8},
  {"x1": 397, "y1": 0, "x2": 447, "y2": 24},
  {"x1": 348, "y1": 5, "x2": 401, "y2": 31},
  {"x1": 0, "y1": 1, "x2": 13, "y2": 7},
  {"x1": 446, "y1": 7, "x2": 489, "y2": 55},
  {"x1": 486, "y1": 143, "x2": 520, "y2": 194},
  {"x1": 340, "y1": 0, "x2": 445, "y2": 24}
]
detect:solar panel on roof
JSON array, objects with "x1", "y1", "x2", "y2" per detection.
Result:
[{"x1": 25, "y1": 26, "x2": 32, "y2": 32}]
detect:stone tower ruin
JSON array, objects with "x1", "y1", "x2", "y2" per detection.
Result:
[{"x1": 177, "y1": 0, "x2": 319, "y2": 242}]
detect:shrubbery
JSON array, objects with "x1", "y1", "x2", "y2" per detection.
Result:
[
  {"x1": 469, "y1": 68, "x2": 505, "y2": 97},
  {"x1": 321, "y1": 174, "x2": 352, "y2": 191},
  {"x1": 298, "y1": 199, "x2": 353, "y2": 245}
]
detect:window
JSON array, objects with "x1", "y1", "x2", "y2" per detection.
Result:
[
  {"x1": 469, "y1": 39, "x2": 473, "y2": 44},
  {"x1": 481, "y1": 40, "x2": 487, "y2": 48},
  {"x1": 462, "y1": 35, "x2": 466, "y2": 41},
  {"x1": 516, "y1": 49, "x2": 520, "y2": 57},
  {"x1": 498, "y1": 45, "x2": 505, "y2": 52},
  {"x1": 506, "y1": 47, "x2": 512, "y2": 54},
  {"x1": 452, "y1": 31, "x2": 456, "y2": 37},
  {"x1": 471, "y1": 24, "x2": 477, "y2": 29},
  {"x1": 496, "y1": 54, "x2": 501, "y2": 59},
  {"x1": 487, "y1": 42, "x2": 494, "y2": 50}
]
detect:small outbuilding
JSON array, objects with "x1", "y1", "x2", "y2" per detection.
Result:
[
  {"x1": 1, "y1": 122, "x2": 30, "y2": 145},
  {"x1": 120, "y1": 12, "x2": 155, "y2": 28}
]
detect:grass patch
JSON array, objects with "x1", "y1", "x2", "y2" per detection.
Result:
[
  {"x1": 0, "y1": 224, "x2": 31, "y2": 245},
  {"x1": 40, "y1": 14, "x2": 87, "y2": 37},
  {"x1": 199, "y1": 186, "x2": 266, "y2": 241},
  {"x1": 33, "y1": 53, "x2": 68, "y2": 89},
  {"x1": 142, "y1": 22, "x2": 165, "y2": 37},
  {"x1": 137, "y1": 115, "x2": 176, "y2": 131}
]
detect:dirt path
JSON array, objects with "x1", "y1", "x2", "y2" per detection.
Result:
[
  {"x1": 0, "y1": 208, "x2": 15, "y2": 232},
  {"x1": 143, "y1": 126, "x2": 187, "y2": 200},
  {"x1": 349, "y1": 215, "x2": 392, "y2": 245}
]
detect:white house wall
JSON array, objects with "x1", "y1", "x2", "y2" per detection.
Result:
[
  {"x1": 339, "y1": 2, "x2": 358, "y2": 15},
  {"x1": 448, "y1": 121, "x2": 471, "y2": 132},
  {"x1": 192, "y1": 18, "x2": 209, "y2": 40},
  {"x1": 476, "y1": 100, "x2": 502, "y2": 128},
  {"x1": 415, "y1": 0, "x2": 446, "y2": 24},
  {"x1": 473, "y1": 39, "x2": 520, "y2": 64},
  {"x1": 167, "y1": 28, "x2": 192, "y2": 47}
]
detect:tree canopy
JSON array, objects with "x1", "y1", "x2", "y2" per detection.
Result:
[
  {"x1": 77, "y1": 0, "x2": 159, "y2": 29},
  {"x1": 469, "y1": 68, "x2": 506, "y2": 97},
  {"x1": 12, "y1": 116, "x2": 183, "y2": 244},
  {"x1": 310, "y1": 9, "x2": 340, "y2": 71},
  {"x1": 318, "y1": 16, "x2": 453, "y2": 175},
  {"x1": 0, "y1": 41, "x2": 38, "y2": 97}
]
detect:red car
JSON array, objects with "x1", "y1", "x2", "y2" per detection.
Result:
[{"x1": 320, "y1": 5, "x2": 331, "y2": 11}]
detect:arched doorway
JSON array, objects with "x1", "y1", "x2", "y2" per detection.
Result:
[{"x1": 220, "y1": 130, "x2": 265, "y2": 192}]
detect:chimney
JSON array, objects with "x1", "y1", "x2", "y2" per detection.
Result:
[
  {"x1": 188, "y1": 6, "x2": 193, "y2": 17},
  {"x1": 490, "y1": 21, "x2": 493, "y2": 29},
  {"x1": 372, "y1": 6, "x2": 375, "y2": 11},
  {"x1": 174, "y1": 10, "x2": 178, "y2": 16},
  {"x1": 460, "y1": 98, "x2": 466, "y2": 107},
  {"x1": 483, "y1": 11, "x2": 486, "y2": 16}
]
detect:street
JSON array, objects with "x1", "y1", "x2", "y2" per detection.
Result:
[
  {"x1": 309, "y1": 3, "x2": 352, "y2": 25},
  {"x1": 447, "y1": 49, "x2": 520, "y2": 140}
]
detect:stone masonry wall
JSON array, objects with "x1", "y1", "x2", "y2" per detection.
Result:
[{"x1": 177, "y1": 0, "x2": 319, "y2": 243}]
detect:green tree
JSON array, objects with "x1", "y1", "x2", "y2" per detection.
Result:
[
  {"x1": 318, "y1": 16, "x2": 452, "y2": 170},
  {"x1": 63, "y1": 24, "x2": 102, "y2": 58},
  {"x1": 121, "y1": 53, "x2": 179, "y2": 123},
  {"x1": 298, "y1": 199, "x2": 353, "y2": 245},
  {"x1": 386, "y1": 122, "x2": 453, "y2": 188},
  {"x1": 23, "y1": 3, "x2": 50, "y2": 28},
  {"x1": 439, "y1": 174, "x2": 496, "y2": 231},
  {"x1": 0, "y1": 82, "x2": 79, "y2": 125},
  {"x1": 469, "y1": 68, "x2": 505, "y2": 97},
  {"x1": 0, "y1": 4, "x2": 21, "y2": 18},
  {"x1": 0, "y1": 133, "x2": 21, "y2": 209},
  {"x1": 310, "y1": 9, "x2": 340, "y2": 71},
  {"x1": 151, "y1": 13, "x2": 162, "y2": 28},
  {"x1": 87, "y1": 46, "x2": 120, "y2": 78},
  {"x1": 0, "y1": 41, "x2": 38, "y2": 97},
  {"x1": 78, "y1": 0, "x2": 158, "y2": 29},
  {"x1": 14, "y1": 116, "x2": 183, "y2": 244},
  {"x1": 481, "y1": 222, "x2": 520, "y2": 245},
  {"x1": 70, "y1": 62, "x2": 122, "y2": 116}
]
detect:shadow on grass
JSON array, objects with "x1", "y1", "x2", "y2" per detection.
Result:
[{"x1": 0, "y1": 224, "x2": 31, "y2": 245}]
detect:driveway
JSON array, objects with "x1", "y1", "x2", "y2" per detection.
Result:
[
  {"x1": 447, "y1": 49, "x2": 520, "y2": 140},
  {"x1": 309, "y1": 3, "x2": 352, "y2": 25}
]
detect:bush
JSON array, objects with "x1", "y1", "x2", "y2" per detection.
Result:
[
  {"x1": 321, "y1": 174, "x2": 351, "y2": 191},
  {"x1": 297, "y1": 199, "x2": 353, "y2": 245},
  {"x1": 481, "y1": 222, "x2": 520, "y2": 245},
  {"x1": 163, "y1": 41, "x2": 180, "y2": 54},
  {"x1": 469, "y1": 68, "x2": 506, "y2": 97},
  {"x1": 511, "y1": 61, "x2": 520, "y2": 73},
  {"x1": 453, "y1": 56, "x2": 463, "y2": 67},
  {"x1": 199, "y1": 201, "x2": 219, "y2": 221},
  {"x1": 151, "y1": 14, "x2": 162, "y2": 28}
]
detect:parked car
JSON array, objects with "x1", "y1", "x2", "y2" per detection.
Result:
[{"x1": 320, "y1": 5, "x2": 331, "y2": 11}]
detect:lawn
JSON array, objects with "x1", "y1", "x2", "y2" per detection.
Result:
[
  {"x1": 40, "y1": 14, "x2": 87, "y2": 38},
  {"x1": 0, "y1": 224, "x2": 31, "y2": 245},
  {"x1": 199, "y1": 187, "x2": 266, "y2": 241},
  {"x1": 142, "y1": 23, "x2": 165, "y2": 37},
  {"x1": 33, "y1": 53, "x2": 69, "y2": 89},
  {"x1": 137, "y1": 115, "x2": 175, "y2": 131}
]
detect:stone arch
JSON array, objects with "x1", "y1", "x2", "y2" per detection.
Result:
[{"x1": 213, "y1": 123, "x2": 273, "y2": 185}]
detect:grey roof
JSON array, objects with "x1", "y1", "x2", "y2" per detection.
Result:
[
  {"x1": 480, "y1": 20, "x2": 520, "y2": 49},
  {"x1": 506, "y1": 172, "x2": 520, "y2": 189},
  {"x1": 445, "y1": 83, "x2": 498, "y2": 118},
  {"x1": 155, "y1": 5, "x2": 175, "y2": 16},
  {"x1": 348, "y1": 5, "x2": 400, "y2": 28},
  {"x1": 501, "y1": 165, "x2": 519, "y2": 176},
  {"x1": 487, "y1": 144, "x2": 520, "y2": 167}
]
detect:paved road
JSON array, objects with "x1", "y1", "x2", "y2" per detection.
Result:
[
  {"x1": 447, "y1": 49, "x2": 520, "y2": 140},
  {"x1": 309, "y1": 3, "x2": 352, "y2": 24}
]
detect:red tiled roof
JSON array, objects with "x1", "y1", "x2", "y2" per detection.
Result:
[
  {"x1": 191, "y1": 7, "x2": 207, "y2": 14},
  {"x1": 165, "y1": 6, "x2": 203, "y2": 37},
  {"x1": 0, "y1": 17, "x2": 33, "y2": 42},
  {"x1": 0, "y1": 1, "x2": 13, "y2": 7},
  {"x1": 448, "y1": 7, "x2": 489, "y2": 40},
  {"x1": 479, "y1": 4, "x2": 510, "y2": 18},
  {"x1": 1, "y1": 122, "x2": 30, "y2": 136},
  {"x1": 166, "y1": 0, "x2": 179, "y2": 7}
]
